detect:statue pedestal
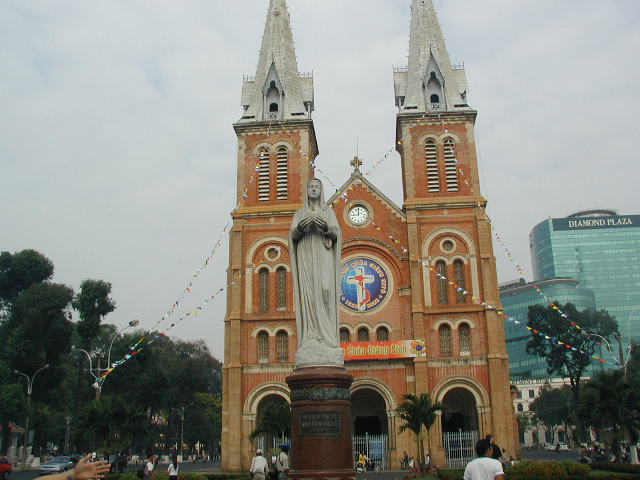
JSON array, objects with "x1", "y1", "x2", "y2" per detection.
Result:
[{"x1": 286, "y1": 366, "x2": 355, "y2": 480}]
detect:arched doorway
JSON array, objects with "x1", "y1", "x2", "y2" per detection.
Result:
[
  {"x1": 441, "y1": 388, "x2": 478, "y2": 432},
  {"x1": 253, "y1": 394, "x2": 290, "y2": 452},
  {"x1": 351, "y1": 388, "x2": 389, "y2": 469},
  {"x1": 352, "y1": 388, "x2": 388, "y2": 435},
  {"x1": 440, "y1": 387, "x2": 479, "y2": 468}
]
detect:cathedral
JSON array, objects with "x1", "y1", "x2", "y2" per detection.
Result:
[{"x1": 222, "y1": 0, "x2": 517, "y2": 470}]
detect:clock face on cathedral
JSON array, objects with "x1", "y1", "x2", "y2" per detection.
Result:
[
  {"x1": 339, "y1": 257, "x2": 389, "y2": 312},
  {"x1": 348, "y1": 205, "x2": 369, "y2": 225}
]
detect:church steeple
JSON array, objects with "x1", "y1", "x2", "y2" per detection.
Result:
[
  {"x1": 240, "y1": 0, "x2": 314, "y2": 122},
  {"x1": 394, "y1": 0, "x2": 469, "y2": 113}
]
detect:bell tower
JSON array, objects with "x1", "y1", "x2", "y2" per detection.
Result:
[
  {"x1": 222, "y1": 0, "x2": 317, "y2": 471},
  {"x1": 393, "y1": 0, "x2": 518, "y2": 462}
]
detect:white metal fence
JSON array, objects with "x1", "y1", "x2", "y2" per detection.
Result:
[
  {"x1": 352, "y1": 433, "x2": 389, "y2": 470},
  {"x1": 255, "y1": 435, "x2": 289, "y2": 454},
  {"x1": 443, "y1": 430, "x2": 478, "y2": 468}
]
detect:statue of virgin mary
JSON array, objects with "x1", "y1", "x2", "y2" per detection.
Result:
[{"x1": 289, "y1": 178, "x2": 344, "y2": 367}]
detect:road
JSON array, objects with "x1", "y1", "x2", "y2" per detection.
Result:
[
  {"x1": 10, "y1": 452, "x2": 579, "y2": 480},
  {"x1": 9, "y1": 462, "x2": 221, "y2": 480}
]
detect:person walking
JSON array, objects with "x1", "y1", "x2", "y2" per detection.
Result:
[
  {"x1": 276, "y1": 443, "x2": 290, "y2": 480},
  {"x1": 463, "y1": 439, "x2": 504, "y2": 480},
  {"x1": 168, "y1": 455, "x2": 179, "y2": 480},
  {"x1": 250, "y1": 449, "x2": 268, "y2": 480},
  {"x1": 484, "y1": 435, "x2": 503, "y2": 462},
  {"x1": 143, "y1": 455, "x2": 155, "y2": 480}
]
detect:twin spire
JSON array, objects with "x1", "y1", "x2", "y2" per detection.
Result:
[
  {"x1": 240, "y1": 0, "x2": 469, "y2": 122},
  {"x1": 240, "y1": 0, "x2": 313, "y2": 122},
  {"x1": 394, "y1": 0, "x2": 469, "y2": 113}
]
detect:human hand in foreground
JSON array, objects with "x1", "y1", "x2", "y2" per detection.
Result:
[{"x1": 72, "y1": 455, "x2": 110, "y2": 480}]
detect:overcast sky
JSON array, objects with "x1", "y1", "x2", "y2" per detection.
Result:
[{"x1": 2, "y1": 0, "x2": 638, "y2": 361}]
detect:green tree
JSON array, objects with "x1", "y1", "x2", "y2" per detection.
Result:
[
  {"x1": 72, "y1": 280, "x2": 116, "y2": 351},
  {"x1": 529, "y1": 385, "x2": 572, "y2": 444},
  {"x1": 516, "y1": 412, "x2": 533, "y2": 444},
  {"x1": 4, "y1": 282, "x2": 74, "y2": 375},
  {"x1": 73, "y1": 394, "x2": 148, "y2": 452},
  {"x1": 0, "y1": 360, "x2": 26, "y2": 454},
  {"x1": 0, "y1": 249, "x2": 54, "y2": 313},
  {"x1": 526, "y1": 303, "x2": 618, "y2": 405},
  {"x1": 184, "y1": 393, "x2": 221, "y2": 456},
  {"x1": 396, "y1": 393, "x2": 444, "y2": 472},
  {"x1": 576, "y1": 369, "x2": 640, "y2": 461}
]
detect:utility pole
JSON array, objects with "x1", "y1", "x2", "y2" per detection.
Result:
[
  {"x1": 14, "y1": 364, "x2": 50, "y2": 464},
  {"x1": 64, "y1": 416, "x2": 72, "y2": 454},
  {"x1": 173, "y1": 404, "x2": 192, "y2": 462}
]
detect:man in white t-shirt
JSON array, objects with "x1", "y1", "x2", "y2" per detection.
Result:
[{"x1": 463, "y1": 439, "x2": 504, "y2": 480}]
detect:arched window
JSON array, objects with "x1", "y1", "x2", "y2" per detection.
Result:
[
  {"x1": 357, "y1": 327, "x2": 370, "y2": 342},
  {"x1": 424, "y1": 139, "x2": 440, "y2": 193},
  {"x1": 276, "y1": 267, "x2": 287, "y2": 310},
  {"x1": 257, "y1": 330, "x2": 269, "y2": 363},
  {"x1": 459, "y1": 323, "x2": 471, "y2": 354},
  {"x1": 430, "y1": 94, "x2": 440, "y2": 103},
  {"x1": 275, "y1": 147, "x2": 289, "y2": 200},
  {"x1": 517, "y1": 403, "x2": 523, "y2": 412},
  {"x1": 276, "y1": 330, "x2": 288, "y2": 362},
  {"x1": 259, "y1": 268, "x2": 269, "y2": 312},
  {"x1": 439, "y1": 324, "x2": 452, "y2": 357},
  {"x1": 339, "y1": 328, "x2": 350, "y2": 343},
  {"x1": 443, "y1": 138, "x2": 459, "y2": 192},
  {"x1": 376, "y1": 327, "x2": 389, "y2": 341},
  {"x1": 257, "y1": 147, "x2": 270, "y2": 201},
  {"x1": 269, "y1": 103, "x2": 279, "y2": 112},
  {"x1": 454, "y1": 259, "x2": 466, "y2": 304},
  {"x1": 435, "y1": 260, "x2": 449, "y2": 305}
]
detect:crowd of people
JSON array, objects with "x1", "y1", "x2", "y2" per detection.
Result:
[{"x1": 249, "y1": 443, "x2": 290, "y2": 480}]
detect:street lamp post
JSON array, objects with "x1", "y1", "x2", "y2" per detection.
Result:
[
  {"x1": 106, "y1": 319, "x2": 140, "y2": 369},
  {"x1": 173, "y1": 404, "x2": 192, "y2": 462},
  {"x1": 71, "y1": 346, "x2": 101, "y2": 398},
  {"x1": 72, "y1": 319, "x2": 140, "y2": 398},
  {"x1": 14, "y1": 364, "x2": 50, "y2": 460},
  {"x1": 64, "y1": 416, "x2": 73, "y2": 454}
]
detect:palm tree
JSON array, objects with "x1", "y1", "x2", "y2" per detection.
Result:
[
  {"x1": 396, "y1": 393, "x2": 444, "y2": 472},
  {"x1": 250, "y1": 402, "x2": 291, "y2": 445}
]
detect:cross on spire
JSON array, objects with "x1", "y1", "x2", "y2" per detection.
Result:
[{"x1": 350, "y1": 155, "x2": 363, "y2": 171}]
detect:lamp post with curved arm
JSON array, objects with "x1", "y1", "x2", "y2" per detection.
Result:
[
  {"x1": 14, "y1": 364, "x2": 50, "y2": 451},
  {"x1": 72, "y1": 345, "x2": 101, "y2": 398},
  {"x1": 105, "y1": 319, "x2": 140, "y2": 370}
]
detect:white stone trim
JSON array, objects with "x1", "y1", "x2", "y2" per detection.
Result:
[
  {"x1": 243, "y1": 382, "x2": 291, "y2": 415},
  {"x1": 432, "y1": 375, "x2": 490, "y2": 407},
  {"x1": 421, "y1": 227, "x2": 479, "y2": 309},
  {"x1": 351, "y1": 376, "x2": 398, "y2": 411},
  {"x1": 245, "y1": 235, "x2": 288, "y2": 314},
  {"x1": 251, "y1": 325, "x2": 275, "y2": 337}
]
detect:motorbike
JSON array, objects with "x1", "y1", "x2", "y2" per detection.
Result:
[{"x1": 355, "y1": 458, "x2": 378, "y2": 473}]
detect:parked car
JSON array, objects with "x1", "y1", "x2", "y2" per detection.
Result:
[
  {"x1": 0, "y1": 456, "x2": 12, "y2": 480},
  {"x1": 39, "y1": 456, "x2": 77, "y2": 475},
  {"x1": 558, "y1": 443, "x2": 569, "y2": 451}
]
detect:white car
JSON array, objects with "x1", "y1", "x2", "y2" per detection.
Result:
[{"x1": 558, "y1": 443, "x2": 569, "y2": 451}]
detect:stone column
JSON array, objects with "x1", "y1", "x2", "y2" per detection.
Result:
[{"x1": 287, "y1": 366, "x2": 355, "y2": 480}]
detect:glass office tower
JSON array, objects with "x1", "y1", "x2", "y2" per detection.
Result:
[
  {"x1": 500, "y1": 277, "x2": 597, "y2": 378},
  {"x1": 530, "y1": 209, "x2": 640, "y2": 347}
]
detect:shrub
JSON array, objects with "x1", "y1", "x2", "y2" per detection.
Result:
[
  {"x1": 436, "y1": 469, "x2": 463, "y2": 480},
  {"x1": 504, "y1": 460, "x2": 568, "y2": 479},
  {"x1": 559, "y1": 460, "x2": 591, "y2": 476},
  {"x1": 591, "y1": 462, "x2": 640, "y2": 474}
]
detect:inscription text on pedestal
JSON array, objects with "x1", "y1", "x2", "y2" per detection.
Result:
[{"x1": 300, "y1": 411, "x2": 340, "y2": 436}]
